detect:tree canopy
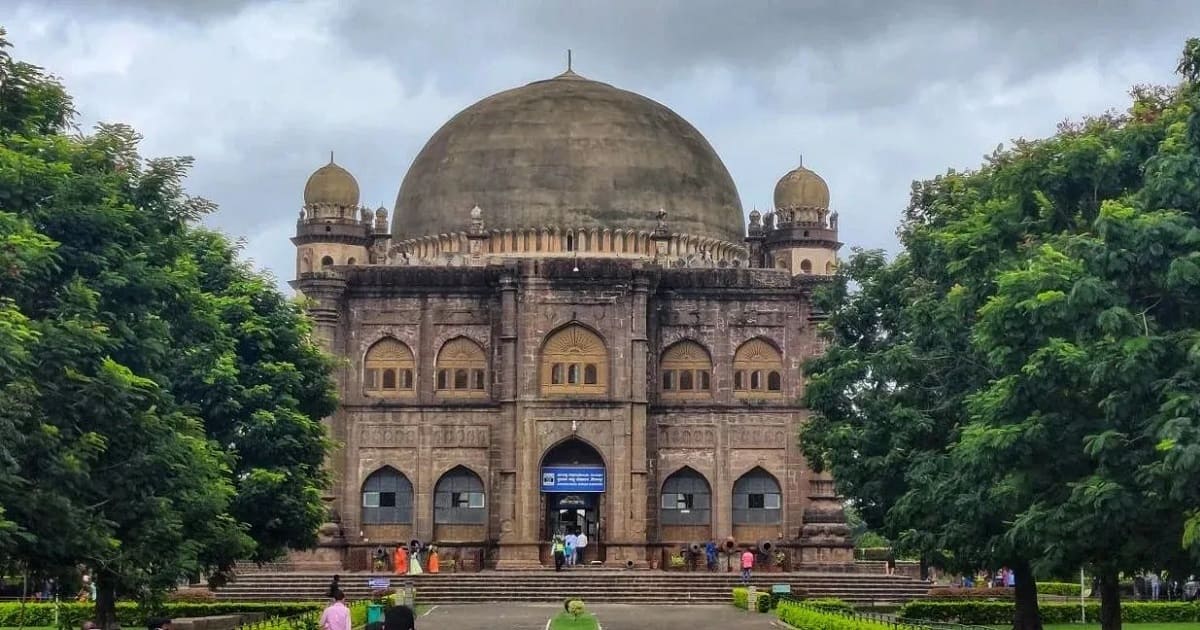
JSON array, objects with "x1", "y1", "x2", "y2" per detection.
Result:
[
  {"x1": 0, "y1": 28, "x2": 335, "y2": 622},
  {"x1": 803, "y1": 39, "x2": 1200, "y2": 630}
]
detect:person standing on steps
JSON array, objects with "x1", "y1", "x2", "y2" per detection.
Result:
[
  {"x1": 564, "y1": 530, "x2": 577, "y2": 567},
  {"x1": 740, "y1": 548, "x2": 754, "y2": 584},
  {"x1": 575, "y1": 528, "x2": 588, "y2": 566},
  {"x1": 552, "y1": 535, "x2": 566, "y2": 572},
  {"x1": 326, "y1": 575, "x2": 341, "y2": 600}
]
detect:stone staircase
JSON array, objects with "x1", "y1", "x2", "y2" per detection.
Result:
[{"x1": 214, "y1": 569, "x2": 930, "y2": 606}]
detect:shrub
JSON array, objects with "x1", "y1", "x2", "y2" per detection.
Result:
[
  {"x1": 777, "y1": 600, "x2": 901, "y2": 630},
  {"x1": 166, "y1": 588, "x2": 216, "y2": 603},
  {"x1": 897, "y1": 601, "x2": 1200, "y2": 624},
  {"x1": 855, "y1": 547, "x2": 892, "y2": 562},
  {"x1": 731, "y1": 588, "x2": 769, "y2": 612},
  {"x1": 1037, "y1": 582, "x2": 1082, "y2": 597},
  {"x1": 0, "y1": 602, "x2": 326, "y2": 630},
  {"x1": 806, "y1": 598, "x2": 854, "y2": 614},
  {"x1": 567, "y1": 599, "x2": 586, "y2": 618},
  {"x1": 926, "y1": 587, "x2": 1014, "y2": 600}
]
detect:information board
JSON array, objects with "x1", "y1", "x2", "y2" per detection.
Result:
[{"x1": 540, "y1": 466, "x2": 605, "y2": 493}]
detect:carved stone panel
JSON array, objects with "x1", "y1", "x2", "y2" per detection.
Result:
[
  {"x1": 429, "y1": 425, "x2": 490, "y2": 448},
  {"x1": 361, "y1": 310, "x2": 422, "y2": 325},
  {"x1": 359, "y1": 425, "x2": 419, "y2": 447},
  {"x1": 727, "y1": 426, "x2": 788, "y2": 449},
  {"x1": 658, "y1": 425, "x2": 717, "y2": 448}
]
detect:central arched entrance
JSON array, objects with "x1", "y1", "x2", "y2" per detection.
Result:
[{"x1": 540, "y1": 438, "x2": 605, "y2": 564}]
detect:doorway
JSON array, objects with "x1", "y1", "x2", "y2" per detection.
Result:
[{"x1": 540, "y1": 439, "x2": 606, "y2": 564}]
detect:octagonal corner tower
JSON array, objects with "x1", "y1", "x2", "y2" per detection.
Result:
[{"x1": 391, "y1": 70, "x2": 746, "y2": 249}]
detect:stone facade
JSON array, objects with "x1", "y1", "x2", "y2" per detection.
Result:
[{"x1": 288, "y1": 70, "x2": 853, "y2": 571}]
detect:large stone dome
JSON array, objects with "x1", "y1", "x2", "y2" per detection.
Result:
[{"x1": 392, "y1": 70, "x2": 745, "y2": 244}]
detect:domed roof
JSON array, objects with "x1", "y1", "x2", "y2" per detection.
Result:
[
  {"x1": 304, "y1": 158, "x2": 360, "y2": 207},
  {"x1": 392, "y1": 70, "x2": 745, "y2": 243},
  {"x1": 774, "y1": 164, "x2": 829, "y2": 210}
]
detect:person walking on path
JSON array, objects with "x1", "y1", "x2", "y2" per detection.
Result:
[
  {"x1": 564, "y1": 531, "x2": 577, "y2": 567},
  {"x1": 552, "y1": 536, "x2": 566, "y2": 572},
  {"x1": 319, "y1": 591, "x2": 351, "y2": 630},
  {"x1": 740, "y1": 549, "x2": 754, "y2": 585}
]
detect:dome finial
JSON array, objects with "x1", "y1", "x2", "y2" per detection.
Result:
[
  {"x1": 329, "y1": 150, "x2": 334, "y2": 164},
  {"x1": 567, "y1": 49, "x2": 572, "y2": 72},
  {"x1": 798, "y1": 154, "x2": 803, "y2": 168}
]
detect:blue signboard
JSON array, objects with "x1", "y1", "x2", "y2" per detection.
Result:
[{"x1": 541, "y1": 466, "x2": 605, "y2": 493}]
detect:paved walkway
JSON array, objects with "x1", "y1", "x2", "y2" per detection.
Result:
[{"x1": 419, "y1": 603, "x2": 776, "y2": 629}]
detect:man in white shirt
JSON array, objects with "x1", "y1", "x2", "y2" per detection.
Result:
[{"x1": 575, "y1": 529, "x2": 588, "y2": 565}]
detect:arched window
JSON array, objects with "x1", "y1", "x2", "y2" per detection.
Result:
[
  {"x1": 733, "y1": 338, "x2": 783, "y2": 398},
  {"x1": 733, "y1": 467, "x2": 781, "y2": 524},
  {"x1": 364, "y1": 338, "x2": 415, "y2": 397},
  {"x1": 660, "y1": 467, "x2": 711, "y2": 525},
  {"x1": 800, "y1": 259, "x2": 813, "y2": 274},
  {"x1": 361, "y1": 467, "x2": 413, "y2": 524},
  {"x1": 825, "y1": 261, "x2": 835, "y2": 274},
  {"x1": 434, "y1": 466, "x2": 486, "y2": 524},
  {"x1": 541, "y1": 325, "x2": 607, "y2": 395},
  {"x1": 660, "y1": 340, "x2": 713, "y2": 399},
  {"x1": 435, "y1": 337, "x2": 487, "y2": 397},
  {"x1": 321, "y1": 255, "x2": 334, "y2": 269},
  {"x1": 347, "y1": 257, "x2": 357, "y2": 265}
]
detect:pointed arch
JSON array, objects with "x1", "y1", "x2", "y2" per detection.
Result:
[
  {"x1": 732, "y1": 466, "x2": 781, "y2": 524},
  {"x1": 659, "y1": 340, "x2": 713, "y2": 399},
  {"x1": 364, "y1": 337, "x2": 415, "y2": 397},
  {"x1": 361, "y1": 466, "x2": 413, "y2": 524},
  {"x1": 433, "y1": 465, "x2": 486, "y2": 524},
  {"x1": 435, "y1": 336, "x2": 488, "y2": 396},
  {"x1": 660, "y1": 466, "x2": 711, "y2": 525},
  {"x1": 540, "y1": 324, "x2": 607, "y2": 396},
  {"x1": 733, "y1": 337, "x2": 783, "y2": 398}
]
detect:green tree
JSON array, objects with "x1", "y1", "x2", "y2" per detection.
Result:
[
  {"x1": 0, "y1": 28, "x2": 335, "y2": 624},
  {"x1": 805, "y1": 36, "x2": 1200, "y2": 630}
]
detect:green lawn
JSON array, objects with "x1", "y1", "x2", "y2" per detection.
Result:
[
  {"x1": 548, "y1": 612, "x2": 600, "y2": 630},
  {"x1": 989, "y1": 625, "x2": 1200, "y2": 630}
]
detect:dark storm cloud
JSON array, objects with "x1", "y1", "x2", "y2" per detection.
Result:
[{"x1": 7, "y1": 0, "x2": 1199, "y2": 288}]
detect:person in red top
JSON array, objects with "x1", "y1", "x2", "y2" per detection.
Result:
[{"x1": 741, "y1": 549, "x2": 754, "y2": 584}]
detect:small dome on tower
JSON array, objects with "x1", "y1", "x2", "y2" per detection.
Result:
[
  {"x1": 304, "y1": 156, "x2": 360, "y2": 207},
  {"x1": 774, "y1": 163, "x2": 829, "y2": 210}
]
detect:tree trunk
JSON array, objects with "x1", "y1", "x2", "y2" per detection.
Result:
[
  {"x1": 1011, "y1": 560, "x2": 1043, "y2": 630},
  {"x1": 1099, "y1": 570, "x2": 1122, "y2": 630},
  {"x1": 95, "y1": 570, "x2": 118, "y2": 630}
]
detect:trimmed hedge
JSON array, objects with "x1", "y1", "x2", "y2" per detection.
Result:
[
  {"x1": 0, "y1": 602, "x2": 324, "y2": 629},
  {"x1": 806, "y1": 598, "x2": 854, "y2": 614},
  {"x1": 777, "y1": 600, "x2": 908, "y2": 630},
  {"x1": 926, "y1": 587, "x2": 1013, "y2": 601},
  {"x1": 1037, "y1": 582, "x2": 1083, "y2": 597},
  {"x1": 854, "y1": 547, "x2": 892, "y2": 562},
  {"x1": 898, "y1": 601, "x2": 1200, "y2": 624},
  {"x1": 731, "y1": 587, "x2": 769, "y2": 612}
]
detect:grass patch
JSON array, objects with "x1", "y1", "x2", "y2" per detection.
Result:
[
  {"x1": 548, "y1": 611, "x2": 600, "y2": 630},
  {"x1": 988, "y1": 625, "x2": 1200, "y2": 630}
]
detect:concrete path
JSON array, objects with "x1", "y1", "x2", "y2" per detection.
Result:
[{"x1": 419, "y1": 603, "x2": 776, "y2": 629}]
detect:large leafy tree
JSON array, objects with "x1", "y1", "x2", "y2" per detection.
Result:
[
  {"x1": 0, "y1": 28, "x2": 335, "y2": 624},
  {"x1": 804, "y1": 38, "x2": 1200, "y2": 630}
]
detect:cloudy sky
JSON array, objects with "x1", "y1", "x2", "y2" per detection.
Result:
[{"x1": 7, "y1": 1, "x2": 1198, "y2": 287}]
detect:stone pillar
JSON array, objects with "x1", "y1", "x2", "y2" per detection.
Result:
[{"x1": 290, "y1": 273, "x2": 349, "y2": 568}]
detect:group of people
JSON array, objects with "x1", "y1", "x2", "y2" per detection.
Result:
[
  {"x1": 371, "y1": 544, "x2": 440, "y2": 575},
  {"x1": 321, "y1": 584, "x2": 416, "y2": 630},
  {"x1": 550, "y1": 529, "x2": 589, "y2": 571}
]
